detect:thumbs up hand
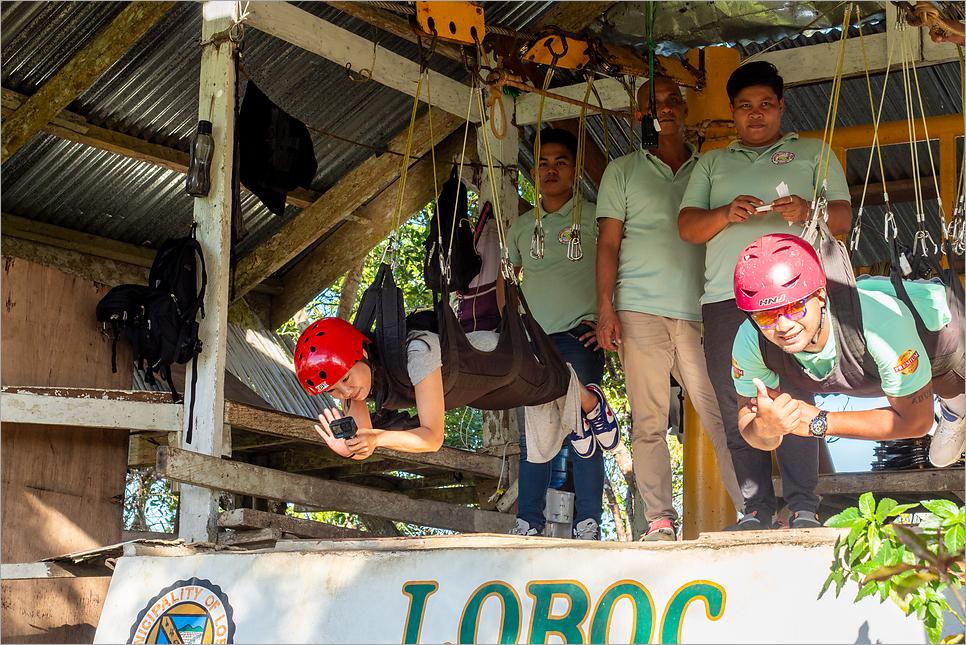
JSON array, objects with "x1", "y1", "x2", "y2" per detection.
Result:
[{"x1": 751, "y1": 378, "x2": 803, "y2": 441}]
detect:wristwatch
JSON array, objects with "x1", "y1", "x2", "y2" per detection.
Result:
[{"x1": 809, "y1": 410, "x2": 829, "y2": 438}]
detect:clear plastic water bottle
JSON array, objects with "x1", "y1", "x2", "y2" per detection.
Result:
[{"x1": 185, "y1": 120, "x2": 214, "y2": 197}]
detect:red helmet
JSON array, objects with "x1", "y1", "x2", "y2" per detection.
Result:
[
  {"x1": 294, "y1": 318, "x2": 368, "y2": 395},
  {"x1": 734, "y1": 234, "x2": 825, "y2": 312}
]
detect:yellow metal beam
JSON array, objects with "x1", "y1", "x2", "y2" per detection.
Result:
[{"x1": 798, "y1": 114, "x2": 964, "y2": 149}]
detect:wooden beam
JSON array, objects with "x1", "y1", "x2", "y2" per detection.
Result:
[
  {"x1": 0, "y1": 562, "x2": 114, "y2": 580},
  {"x1": 157, "y1": 447, "x2": 513, "y2": 533},
  {"x1": 216, "y1": 528, "x2": 282, "y2": 548},
  {"x1": 269, "y1": 125, "x2": 475, "y2": 327},
  {"x1": 219, "y1": 508, "x2": 371, "y2": 539},
  {"x1": 850, "y1": 177, "x2": 938, "y2": 206},
  {"x1": 1, "y1": 212, "x2": 285, "y2": 295},
  {"x1": 773, "y1": 469, "x2": 965, "y2": 498},
  {"x1": 232, "y1": 110, "x2": 465, "y2": 303},
  {"x1": 1, "y1": 1, "x2": 176, "y2": 163},
  {"x1": 531, "y1": 1, "x2": 619, "y2": 32},
  {"x1": 178, "y1": 2, "x2": 235, "y2": 545},
  {"x1": 515, "y1": 76, "x2": 632, "y2": 125},
  {"x1": 245, "y1": 1, "x2": 479, "y2": 122},
  {"x1": 0, "y1": 88, "x2": 319, "y2": 209},
  {"x1": 757, "y1": 5, "x2": 961, "y2": 87},
  {"x1": 324, "y1": 2, "x2": 465, "y2": 64},
  {"x1": 1, "y1": 388, "x2": 181, "y2": 432},
  {"x1": 224, "y1": 400, "x2": 504, "y2": 479}
]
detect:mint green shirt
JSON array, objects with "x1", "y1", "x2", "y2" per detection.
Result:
[
  {"x1": 595, "y1": 145, "x2": 705, "y2": 321},
  {"x1": 679, "y1": 133, "x2": 851, "y2": 304},
  {"x1": 732, "y1": 279, "x2": 950, "y2": 398},
  {"x1": 506, "y1": 196, "x2": 598, "y2": 334}
]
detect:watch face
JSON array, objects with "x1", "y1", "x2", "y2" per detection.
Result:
[{"x1": 810, "y1": 413, "x2": 827, "y2": 437}]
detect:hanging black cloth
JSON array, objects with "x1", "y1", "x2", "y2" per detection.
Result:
[
  {"x1": 352, "y1": 263, "x2": 570, "y2": 415},
  {"x1": 759, "y1": 218, "x2": 965, "y2": 394},
  {"x1": 238, "y1": 82, "x2": 318, "y2": 216},
  {"x1": 423, "y1": 167, "x2": 481, "y2": 293}
]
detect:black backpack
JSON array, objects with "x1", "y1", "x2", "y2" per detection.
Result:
[
  {"x1": 423, "y1": 167, "x2": 481, "y2": 293},
  {"x1": 96, "y1": 233, "x2": 207, "y2": 443}
]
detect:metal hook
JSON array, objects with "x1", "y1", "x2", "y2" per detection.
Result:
[
  {"x1": 567, "y1": 223, "x2": 583, "y2": 261},
  {"x1": 883, "y1": 209, "x2": 898, "y2": 240},
  {"x1": 530, "y1": 220, "x2": 546, "y2": 260}
]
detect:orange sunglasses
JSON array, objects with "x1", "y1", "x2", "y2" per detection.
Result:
[{"x1": 750, "y1": 297, "x2": 810, "y2": 329}]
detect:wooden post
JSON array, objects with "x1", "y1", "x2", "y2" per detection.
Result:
[
  {"x1": 681, "y1": 46, "x2": 741, "y2": 539},
  {"x1": 178, "y1": 1, "x2": 236, "y2": 543}
]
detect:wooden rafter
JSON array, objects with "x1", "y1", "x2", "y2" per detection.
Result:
[
  {"x1": 0, "y1": 1, "x2": 176, "y2": 163},
  {"x1": 0, "y1": 88, "x2": 319, "y2": 209},
  {"x1": 232, "y1": 108, "x2": 465, "y2": 302},
  {"x1": 245, "y1": 1, "x2": 479, "y2": 122}
]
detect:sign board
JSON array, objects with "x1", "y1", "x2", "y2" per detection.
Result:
[{"x1": 94, "y1": 532, "x2": 928, "y2": 644}]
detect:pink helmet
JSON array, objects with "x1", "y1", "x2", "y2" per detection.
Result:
[
  {"x1": 294, "y1": 318, "x2": 368, "y2": 395},
  {"x1": 734, "y1": 234, "x2": 826, "y2": 312}
]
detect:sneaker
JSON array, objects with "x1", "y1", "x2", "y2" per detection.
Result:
[
  {"x1": 929, "y1": 402, "x2": 965, "y2": 468},
  {"x1": 790, "y1": 511, "x2": 822, "y2": 529},
  {"x1": 569, "y1": 416, "x2": 596, "y2": 458},
  {"x1": 722, "y1": 510, "x2": 774, "y2": 531},
  {"x1": 642, "y1": 518, "x2": 677, "y2": 542},
  {"x1": 508, "y1": 518, "x2": 542, "y2": 536},
  {"x1": 584, "y1": 384, "x2": 621, "y2": 451},
  {"x1": 574, "y1": 518, "x2": 601, "y2": 540}
]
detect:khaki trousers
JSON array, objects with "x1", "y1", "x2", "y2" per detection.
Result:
[{"x1": 617, "y1": 310, "x2": 744, "y2": 524}]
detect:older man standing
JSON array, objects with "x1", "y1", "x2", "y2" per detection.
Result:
[{"x1": 596, "y1": 76, "x2": 744, "y2": 541}]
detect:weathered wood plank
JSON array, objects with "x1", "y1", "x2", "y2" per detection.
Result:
[
  {"x1": 224, "y1": 400, "x2": 505, "y2": 479},
  {"x1": 516, "y1": 76, "x2": 632, "y2": 125},
  {"x1": 1, "y1": 386, "x2": 171, "y2": 403},
  {"x1": 773, "y1": 469, "x2": 965, "y2": 498},
  {"x1": 2, "y1": 213, "x2": 284, "y2": 294},
  {"x1": 1, "y1": 1, "x2": 176, "y2": 162},
  {"x1": 233, "y1": 110, "x2": 464, "y2": 303},
  {"x1": 270, "y1": 125, "x2": 475, "y2": 326},
  {"x1": 217, "y1": 528, "x2": 282, "y2": 547},
  {"x1": 219, "y1": 508, "x2": 371, "y2": 539},
  {"x1": 0, "y1": 89, "x2": 319, "y2": 208},
  {"x1": 157, "y1": 447, "x2": 513, "y2": 533},
  {"x1": 530, "y1": 1, "x2": 619, "y2": 31},
  {"x1": 0, "y1": 562, "x2": 114, "y2": 580},
  {"x1": 245, "y1": 1, "x2": 478, "y2": 122},
  {"x1": 1, "y1": 391, "x2": 182, "y2": 431}
]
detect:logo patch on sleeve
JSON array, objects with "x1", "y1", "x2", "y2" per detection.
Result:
[
  {"x1": 893, "y1": 349, "x2": 920, "y2": 375},
  {"x1": 732, "y1": 357, "x2": 744, "y2": 379},
  {"x1": 771, "y1": 151, "x2": 795, "y2": 164}
]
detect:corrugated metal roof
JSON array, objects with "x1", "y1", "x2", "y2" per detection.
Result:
[{"x1": 1, "y1": 1, "x2": 962, "y2": 288}]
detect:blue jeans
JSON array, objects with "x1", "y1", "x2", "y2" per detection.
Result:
[{"x1": 517, "y1": 324, "x2": 606, "y2": 529}]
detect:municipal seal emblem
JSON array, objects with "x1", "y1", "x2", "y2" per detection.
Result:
[
  {"x1": 557, "y1": 226, "x2": 574, "y2": 244},
  {"x1": 771, "y1": 151, "x2": 795, "y2": 164},
  {"x1": 128, "y1": 578, "x2": 235, "y2": 644},
  {"x1": 893, "y1": 349, "x2": 920, "y2": 375}
]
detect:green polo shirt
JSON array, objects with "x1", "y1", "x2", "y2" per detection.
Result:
[
  {"x1": 507, "y1": 196, "x2": 598, "y2": 334},
  {"x1": 679, "y1": 133, "x2": 851, "y2": 305},
  {"x1": 731, "y1": 279, "x2": 949, "y2": 398},
  {"x1": 595, "y1": 144, "x2": 705, "y2": 321}
]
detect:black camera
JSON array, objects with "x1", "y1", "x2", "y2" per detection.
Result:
[{"x1": 330, "y1": 417, "x2": 358, "y2": 440}]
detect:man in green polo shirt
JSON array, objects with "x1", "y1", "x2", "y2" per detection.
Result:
[
  {"x1": 504, "y1": 128, "x2": 606, "y2": 540},
  {"x1": 678, "y1": 61, "x2": 853, "y2": 531},
  {"x1": 596, "y1": 76, "x2": 744, "y2": 541}
]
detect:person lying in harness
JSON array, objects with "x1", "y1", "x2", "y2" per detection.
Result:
[
  {"x1": 731, "y1": 233, "x2": 965, "y2": 472},
  {"x1": 295, "y1": 317, "x2": 619, "y2": 460}
]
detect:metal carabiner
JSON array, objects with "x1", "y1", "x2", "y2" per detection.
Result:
[
  {"x1": 883, "y1": 209, "x2": 898, "y2": 240},
  {"x1": 567, "y1": 223, "x2": 583, "y2": 261},
  {"x1": 849, "y1": 208, "x2": 863, "y2": 252},
  {"x1": 530, "y1": 220, "x2": 546, "y2": 260}
]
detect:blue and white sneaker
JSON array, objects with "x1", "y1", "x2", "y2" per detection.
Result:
[
  {"x1": 569, "y1": 416, "x2": 596, "y2": 458},
  {"x1": 584, "y1": 384, "x2": 621, "y2": 451}
]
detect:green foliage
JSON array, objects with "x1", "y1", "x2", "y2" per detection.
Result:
[
  {"x1": 821, "y1": 493, "x2": 965, "y2": 643},
  {"x1": 124, "y1": 468, "x2": 177, "y2": 533}
]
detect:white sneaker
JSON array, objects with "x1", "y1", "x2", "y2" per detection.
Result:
[
  {"x1": 508, "y1": 518, "x2": 541, "y2": 536},
  {"x1": 929, "y1": 402, "x2": 965, "y2": 468},
  {"x1": 574, "y1": 518, "x2": 600, "y2": 540}
]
